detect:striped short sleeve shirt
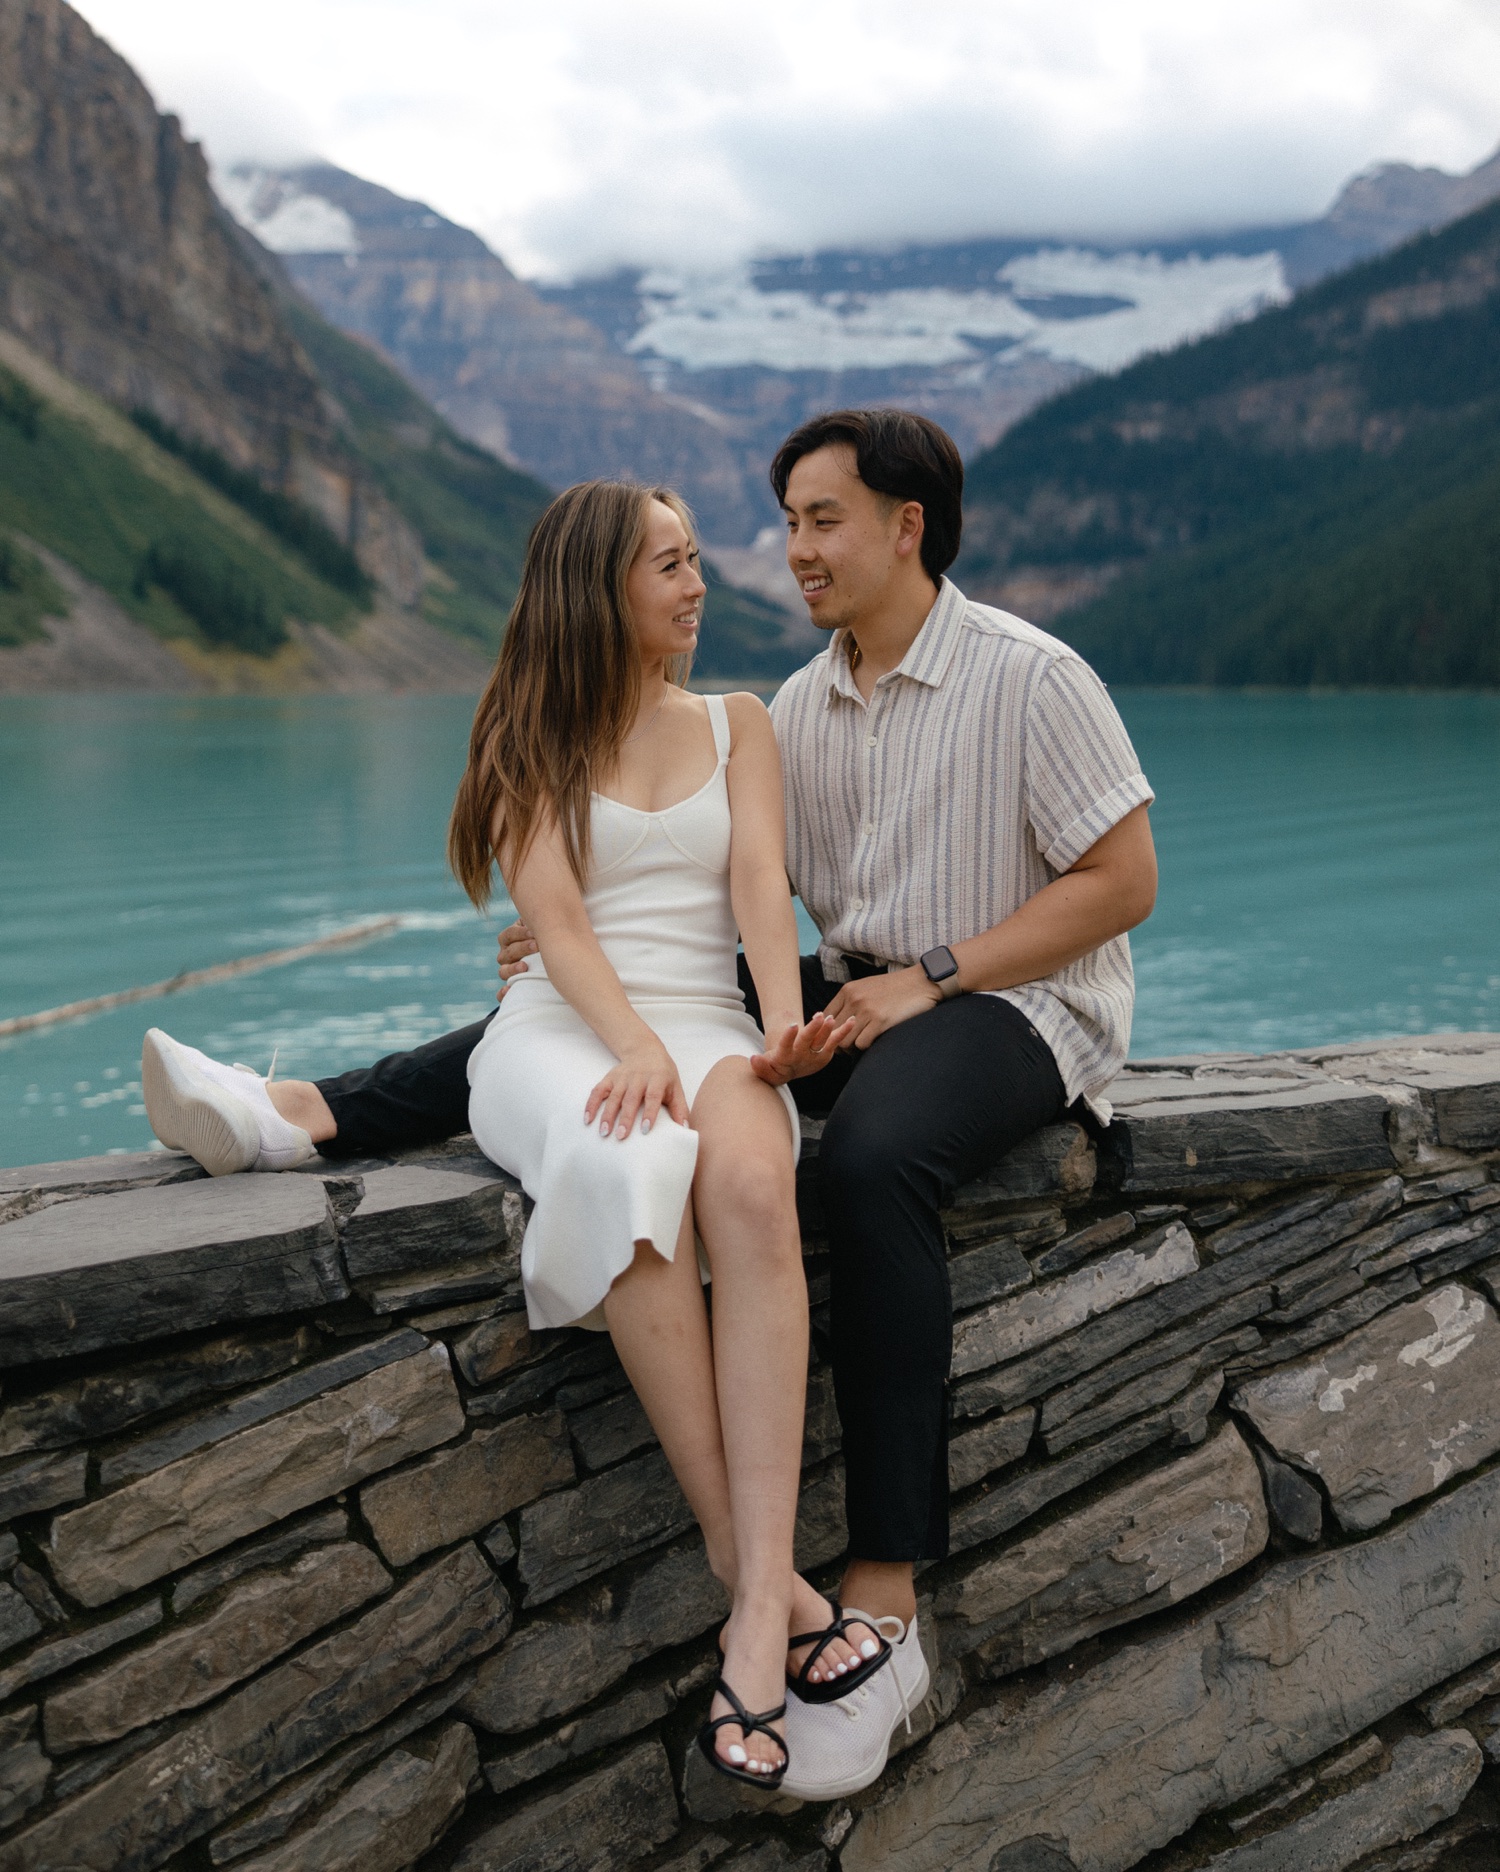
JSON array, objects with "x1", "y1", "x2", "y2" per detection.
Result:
[{"x1": 768, "y1": 577, "x2": 1154, "y2": 1112}]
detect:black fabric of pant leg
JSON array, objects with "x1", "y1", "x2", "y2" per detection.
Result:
[
  {"x1": 314, "y1": 1014, "x2": 495, "y2": 1159},
  {"x1": 736, "y1": 957, "x2": 1065, "y2": 1561},
  {"x1": 821, "y1": 997, "x2": 1064, "y2": 1560}
]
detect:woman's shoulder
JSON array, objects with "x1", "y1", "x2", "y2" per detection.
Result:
[{"x1": 719, "y1": 690, "x2": 774, "y2": 749}]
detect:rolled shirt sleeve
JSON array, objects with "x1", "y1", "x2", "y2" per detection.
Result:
[{"x1": 1024, "y1": 656, "x2": 1155, "y2": 874}]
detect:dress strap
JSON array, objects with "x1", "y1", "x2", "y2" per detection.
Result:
[{"x1": 705, "y1": 693, "x2": 732, "y2": 765}]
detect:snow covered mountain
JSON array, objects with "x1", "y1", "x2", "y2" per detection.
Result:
[{"x1": 221, "y1": 145, "x2": 1500, "y2": 547}]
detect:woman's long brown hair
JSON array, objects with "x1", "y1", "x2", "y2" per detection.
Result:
[{"x1": 448, "y1": 480, "x2": 696, "y2": 906}]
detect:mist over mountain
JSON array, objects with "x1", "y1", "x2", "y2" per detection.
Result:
[{"x1": 224, "y1": 144, "x2": 1500, "y2": 551}]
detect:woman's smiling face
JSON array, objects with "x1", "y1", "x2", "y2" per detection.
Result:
[{"x1": 626, "y1": 499, "x2": 705, "y2": 665}]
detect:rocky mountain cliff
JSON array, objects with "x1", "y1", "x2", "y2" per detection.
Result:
[
  {"x1": 226, "y1": 165, "x2": 763, "y2": 543},
  {"x1": 225, "y1": 144, "x2": 1500, "y2": 548},
  {"x1": 0, "y1": 0, "x2": 436, "y2": 604}
]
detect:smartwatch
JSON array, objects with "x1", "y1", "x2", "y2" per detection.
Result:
[{"x1": 920, "y1": 945, "x2": 962, "y2": 999}]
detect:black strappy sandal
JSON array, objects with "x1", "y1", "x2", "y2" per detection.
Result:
[
  {"x1": 785, "y1": 1597, "x2": 892, "y2": 1704},
  {"x1": 697, "y1": 1676, "x2": 789, "y2": 1790}
]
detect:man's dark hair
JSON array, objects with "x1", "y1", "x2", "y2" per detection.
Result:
[{"x1": 769, "y1": 408, "x2": 964, "y2": 580}]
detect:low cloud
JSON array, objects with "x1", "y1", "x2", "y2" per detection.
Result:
[{"x1": 75, "y1": 0, "x2": 1500, "y2": 279}]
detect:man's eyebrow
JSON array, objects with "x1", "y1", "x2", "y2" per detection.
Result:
[{"x1": 789, "y1": 497, "x2": 844, "y2": 516}]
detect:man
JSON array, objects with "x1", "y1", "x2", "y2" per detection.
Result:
[{"x1": 143, "y1": 408, "x2": 1156, "y2": 1796}]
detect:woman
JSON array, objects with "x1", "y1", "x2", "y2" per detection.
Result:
[{"x1": 449, "y1": 481, "x2": 879, "y2": 1788}]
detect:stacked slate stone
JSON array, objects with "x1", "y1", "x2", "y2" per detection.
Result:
[{"x1": 0, "y1": 1033, "x2": 1498, "y2": 1872}]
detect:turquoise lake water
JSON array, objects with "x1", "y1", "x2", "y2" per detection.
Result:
[{"x1": 2, "y1": 689, "x2": 1497, "y2": 1169}]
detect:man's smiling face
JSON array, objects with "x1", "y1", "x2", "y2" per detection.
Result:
[{"x1": 782, "y1": 443, "x2": 914, "y2": 635}]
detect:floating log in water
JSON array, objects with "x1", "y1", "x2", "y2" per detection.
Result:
[{"x1": 0, "y1": 915, "x2": 407, "y2": 1038}]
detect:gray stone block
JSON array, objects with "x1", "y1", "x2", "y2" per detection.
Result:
[
  {"x1": 938, "y1": 1428, "x2": 1268, "y2": 1672},
  {"x1": 1251, "y1": 1444, "x2": 1324, "y2": 1544},
  {"x1": 1039, "y1": 1348, "x2": 1220, "y2": 1457},
  {"x1": 947, "y1": 1239, "x2": 1033, "y2": 1312},
  {"x1": 98, "y1": 1331, "x2": 427, "y2": 1487},
  {"x1": 463, "y1": 1536, "x2": 728, "y2": 1734},
  {"x1": 449, "y1": 1737, "x2": 679, "y2": 1872},
  {"x1": 171, "y1": 1507, "x2": 349, "y2": 1614},
  {"x1": 341, "y1": 1167, "x2": 522, "y2": 1280},
  {"x1": 47, "y1": 1342, "x2": 465, "y2": 1605},
  {"x1": 968, "y1": 1182, "x2": 1402, "y2": 1415},
  {"x1": 517, "y1": 1448, "x2": 694, "y2": 1605},
  {"x1": 362, "y1": 1413, "x2": 574, "y2": 1567},
  {"x1": 0, "y1": 1583, "x2": 41, "y2": 1655},
  {"x1": 43, "y1": 1542, "x2": 391, "y2": 1753},
  {"x1": 0, "y1": 1328, "x2": 318, "y2": 1461},
  {"x1": 1034, "y1": 1290, "x2": 1268, "y2": 1434},
  {"x1": 484, "y1": 1662, "x2": 711, "y2": 1796},
  {"x1": 206, "y1": 1675, "x2": 475, "y2": 1864},
  {"x1": 842, "y1": 1461, "x2": 1500, "y2": 1872},
  {"x1": 1421, "y1": 1650, "x2": 1500, "y2": 1725},
  {"x1": 1228, "y1": 1272, "x2": 1421, "y2": 1372},
  {"x1": 0, "y1": 1178, "x2": 345, "y2": 1365},
  {"x1": 0, "y1": 1152, "x2": 201, "y2": 1224},
  {"x1": 0, "y1": 1545, "x2": 509, "y2": 1872},
  {"x1": 361, "y1": 1254, "x2": 523, "y2": 1315},
  {"x1": 1433, "y1": 1077, "x2": 1500, "y2": 1151},
  {"x1": 0, "y1": 1450, "x2": 87, "y2": 1521},
  {"x1": 451, "y1": 1310, "x2": 533, "y2": 1387},
  {"x1": 0, "y1": 1599, "x2": 163, "y2": 1705},
  {"x1": 949, "y1": 1369, "x2": 1225, "y2": 1555},
  {"x1": 1198, "y1": 1729, "x2": 1481, "y2": 1872},
  {"x1": 0, "y1": 1707, "x2": 48, "y2": 1832},
  {"x1": 948, "y1": 1407, "x2": 1034, "y2": 1493},
  {"x1": 1119, "y1": 1085, "x2": 1396, "y2": 1191},
  {"x1": 1231, "y1": 1284, "x2": 1500, "y2": 1531},
  {"x1": 952, "y1": 1224, "x2": 1199, "y2": 1378},
  {"x1": 569, "y1": 1389, "x2": 657, "y2": 1472},
  {"x1": 950, "y1": 1123, "x2": 1096, "y2": 1203},
  {"x1": 229, "y1": 1721, "x2": 477, "y2": 1872},
  {"x1": 1033, "y1": 1211, "x2": 1136, "y2": 1278}
]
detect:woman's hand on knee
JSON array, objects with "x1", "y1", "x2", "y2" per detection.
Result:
[
  {"x1": 751, "y1": 1012, "x2": 856, "y2": 1085},
  {"x1": 585, "y1": 1041, "x2": 690, "y2": 1139}
]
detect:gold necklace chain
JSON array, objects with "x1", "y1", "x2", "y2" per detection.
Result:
[{"x1": 623, "y1": 688, "x2": 669, "y2": 744}]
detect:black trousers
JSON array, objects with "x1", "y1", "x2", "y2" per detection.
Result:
[{"x1": 315, "y1": 958, "x2": 1064, "y2": 1561}]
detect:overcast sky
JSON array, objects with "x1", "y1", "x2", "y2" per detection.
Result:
[{"x1": 74, "y1": 0, "x2": 1500, "y2": 281}]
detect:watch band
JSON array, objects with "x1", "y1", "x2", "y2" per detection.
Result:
[{"x1": 920, "y1": 945, "x2": 962, "y2": 999}]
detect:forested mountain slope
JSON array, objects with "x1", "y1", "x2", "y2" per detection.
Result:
[{"x1": 958, "y1": 199, "x2": 1500, "y2": 685}]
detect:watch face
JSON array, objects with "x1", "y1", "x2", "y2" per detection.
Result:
[{"x1": 922, "y1": 946, "x2": 958, "y2": 983}]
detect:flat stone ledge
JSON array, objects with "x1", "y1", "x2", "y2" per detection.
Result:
[{"x1": 0, "y1": 1179, "x2": 344, "y2": 1366}]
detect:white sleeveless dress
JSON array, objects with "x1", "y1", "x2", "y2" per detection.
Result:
[{"x1": 467, "y1": 694, "x2": 800, "y2": 1331}]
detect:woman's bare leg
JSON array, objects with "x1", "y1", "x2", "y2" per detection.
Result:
[
  {"x1": 690, "y1": 1058, "x2": 809, "y2": 1772},
  {"x1": 601, "y1": 1213, "x2": 738, "y2": 1591},
  {"x1": 266, "y1": 1080, "x2": 337, "y2": 1143}
]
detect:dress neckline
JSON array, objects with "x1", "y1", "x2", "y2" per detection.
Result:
[{"x1": 591, "y1": 761, "x2": 725, "y2": 819}]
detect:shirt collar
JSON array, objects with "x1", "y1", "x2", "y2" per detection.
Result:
[{"x1": 824, "y1": 577, "x2": 968, "y2": 702}]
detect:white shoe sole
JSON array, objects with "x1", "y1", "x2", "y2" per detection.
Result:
[
  {"x1": 781, "y1": 1646, "x2": 932, "y2": 1802},
  {"x1": 141, "y1": 1029, "x2": 260, "y2": 1177}
]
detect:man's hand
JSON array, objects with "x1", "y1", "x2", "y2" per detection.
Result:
[
  {"x1": 824, "y1": 967, "x2": 942, "y2": 1050},
  {"x1": 495, "y1": 919, "x2": 537, "y2": 999},
  {"x1": 752, "y1": 1012, "x2": 857, "y2": 1085}
]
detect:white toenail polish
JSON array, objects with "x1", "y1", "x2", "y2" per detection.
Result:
[
  {"x1": 727, "y1": 1745, "x2": 747, "y2": 1765},
  {"x1": 860, "y1": 1639, "x2": 879, "y2": 1657}
]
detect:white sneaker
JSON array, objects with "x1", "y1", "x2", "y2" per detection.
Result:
[
  {"x1": 141, "y1": 1029, "x2": 314, "y2": 1175},
  {"x1": 780, "y1": 1611, "x2": 931, "y2": 1802}
]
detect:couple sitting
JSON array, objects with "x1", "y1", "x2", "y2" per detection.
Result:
[{"x1": 141, "y1": 408, "x2": 1157, "y2": 1802}]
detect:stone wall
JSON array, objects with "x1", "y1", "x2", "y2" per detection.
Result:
[{"x1": 1, "y1": 1033, "x2": 1499, "y2": 1872}]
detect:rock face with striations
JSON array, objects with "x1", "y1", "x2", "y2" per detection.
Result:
[
  {"x1": 0, "y1": 1032, "x2": 1498, "y2": 1872},
  {"x1": 0, "y1": 0, "x2": 422, "y2": 597}
]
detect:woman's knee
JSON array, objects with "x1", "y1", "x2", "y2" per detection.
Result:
[{"x1": 697, "y1": 1143, "x2": 795, "y2": 1236}]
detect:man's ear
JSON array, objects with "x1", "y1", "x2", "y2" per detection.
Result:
[{"x1": 894, "y1": 500, "x2": 925, "y2": 559}]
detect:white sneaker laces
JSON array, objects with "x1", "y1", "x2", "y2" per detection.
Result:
[{"x1": 833, "y1": 1616, "x2": 915, "y2": 1735}]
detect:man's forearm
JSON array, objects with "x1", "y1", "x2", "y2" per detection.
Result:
[{"x1": 948, "y1": 805, "x2": 1158, "y2": 994}]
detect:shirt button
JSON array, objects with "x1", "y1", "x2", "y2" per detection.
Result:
[
  {"x1": 866, "y1": 734, "x2": 877, "y2": 747},
  {"x1": 850, "y1": 897, "x2": 864, "y2": 909},
  {"x1": 864, "y1": 822, "x2": 876, "y2": 835}
]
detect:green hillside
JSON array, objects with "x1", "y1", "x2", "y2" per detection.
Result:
[
  {"x1": 959, "y1": 199, "x2": 1500, "y2": 685},
  {"x1": 283, "y1": 301, "x2": 802, "y2": 670},
  {"x1": 0, "y1": 361, "x2": 358, "y2": 656}
]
